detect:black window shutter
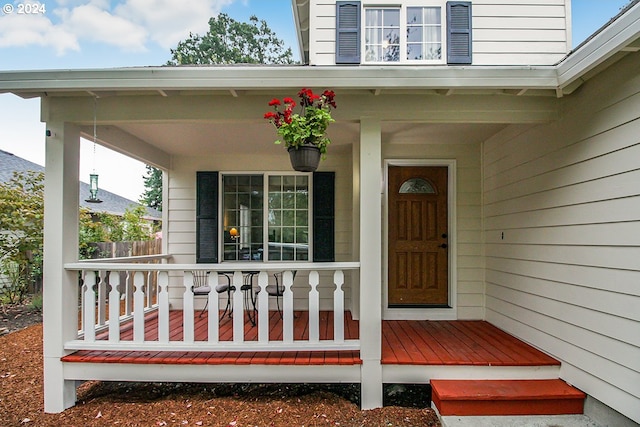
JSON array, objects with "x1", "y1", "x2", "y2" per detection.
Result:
[
  {"x1": 313, "y1": 172, "x2": 335, "y2": 262},
  {"x1": 336, "y1": 1, "x2": 361, "y2": 64},
  {"x1": 447, "y1": 1, "x2": 472, "y2": 64},
  {"x1": 196, "y1": 171, "x2": 218, "y2": 263}
]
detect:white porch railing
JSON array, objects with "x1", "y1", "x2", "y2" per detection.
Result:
[{"x1": 64, "y1": 259, "x2": 360, "y2": 353}]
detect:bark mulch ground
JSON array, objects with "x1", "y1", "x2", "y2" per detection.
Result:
[{"x1": 0, "y1": 304, "x2": 441, "y2": 427}]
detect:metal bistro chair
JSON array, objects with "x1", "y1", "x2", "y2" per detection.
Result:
[
  {"x1": 192, "y1": 271, "x2": 234, "y2": 319},
  {"x1": 265, "y1": 270, "x2": 297, "y2": 317}
]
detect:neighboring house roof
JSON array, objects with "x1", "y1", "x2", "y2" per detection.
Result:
[{"x1": 0, "y1": 149, "x2": 161, "y2": 220}]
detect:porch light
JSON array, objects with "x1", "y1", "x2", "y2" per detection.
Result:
[{"x1": 85, "y1": 97, "x2": 103, "y2": 203}]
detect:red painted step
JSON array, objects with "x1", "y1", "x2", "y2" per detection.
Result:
[{"x1": 431, "y1": 379, "x2": 586, "y2": 416}]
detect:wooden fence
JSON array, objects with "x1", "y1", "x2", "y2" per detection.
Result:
[{"x1": 90, "y1": 239, "x2": 162, "y2": 259}]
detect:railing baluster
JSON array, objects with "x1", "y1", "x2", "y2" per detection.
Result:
[
  {"x1": 232, "y1": 271, "x2": 244, "y2": 343},
  {"x1": 333, "y1": 270, "x2": 345, "y2": 343},
  {"x1": 97, "y1": 270, "x2": 107, "y2": 326},
  {"x1": 282, "y1": 270, "x2": 294, "y2": 343},
  {"x1": 158, "y1": 271, "x2": 169, "y2": 343},
  {"x1": 79, "y1": 273, "x2": 85, "y2": 333},
  {"x1": 257, "y1": 271, "x2": 269, "y2": 343},
  {"x1": 108, "y1": 272, "x2": 121, "y2": 342},
  {"x1": 83, "y1": 271, "x2": 96, "y2": 342},
  {"x1": 309, "y1": 271, "x2": 320, "y2": 343},
  {"x1": 145, "y1": 271, "x2": 152, "y2": 308},
  {"x1": 124, "y1": 272, "x2": 133, "y2": 316},
  {"x1": 207, "y1": 272, "x2": 219, "y2": 343},
  {"x1": 183, "y1": 271, "x2": 195, "y2": 343},
  {"x1": 133, "y1": 271, "x2": 145, "y2": 342}
]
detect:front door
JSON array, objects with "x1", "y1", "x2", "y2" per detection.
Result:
[{"x1": 388, "y1": 166, "x2": 449, "y2": 307}]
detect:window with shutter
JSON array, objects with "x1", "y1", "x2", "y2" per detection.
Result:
[
  {"x1": 195, "y1": 172, "x2": 335, "y2": 263},
  {"x1": 336, "y1": 1, "x2": 361, "y2": 64},
  {"x1": 196, "y1": 171, "x2": 219, "y2": 263},
  {"x1": 447, "y1": 1, "x2": 472, "y2": 64}
]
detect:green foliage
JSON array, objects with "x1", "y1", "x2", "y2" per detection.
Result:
[
  {"x1": 0, "y1": 260, "x2": 30, "y2": 304},
  {"x1": 140, "y1": 165, "x2": 162, "y2": 211},
  {"x1": 0, "y1": 171, "x2": 44, "y2": 303},
  {"x1": 264, "y1": 89, "x2": 337, "y2": 157},
  {"x1": 79, "y1": 205, "x2": 156, "y2": 259},
  {"x1": 167, "y1": 13, "x2": 294, "y2": 65},
  {"x1": 30, "y1": 292, "x2": 43, "y2": 311}
]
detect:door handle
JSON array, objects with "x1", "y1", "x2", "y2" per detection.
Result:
[{"x1": 439, "y1": 243, "x2": 448, "y2": 249}]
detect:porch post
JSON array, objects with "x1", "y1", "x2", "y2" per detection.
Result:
[
  {"x1": 358, "y1": 117, "x2": 383, "y2": 409},
  {"x1": 43, "y1": 121, "x2": 80, "y2": 412}
]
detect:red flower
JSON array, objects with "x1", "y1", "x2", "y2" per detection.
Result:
[
  {"x1": 264, "y1": 111, "x2": 278, "y2": 120},
  {"x1": 268, "y1": 98, "x2": 281, "y2": 106},
  {"x1": 283, "y1": 97, "x2": 296, "y2": 105}
]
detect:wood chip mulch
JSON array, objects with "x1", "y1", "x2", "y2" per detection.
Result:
[{"x1": 0, "y1": 311, "x2": 441, "y2": 427}]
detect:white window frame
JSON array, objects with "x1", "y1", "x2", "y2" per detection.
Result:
[
  {"x1": 362, "y1": 1, "x2": 446, "y2": 65},
  {"x1": 219, "y1": 171, "x2": 313, "y2": 263}
]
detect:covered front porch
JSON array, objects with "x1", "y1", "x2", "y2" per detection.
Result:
[{"x1": 35, "y1": 67, "x2": 564, "y2": 413}]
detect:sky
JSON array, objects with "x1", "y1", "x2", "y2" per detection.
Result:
[{"x1": 0, "y1": 0, "x2": 633, "y2": 201}]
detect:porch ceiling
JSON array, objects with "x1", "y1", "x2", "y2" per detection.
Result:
[{"x1": 107, "y1": 121, "x2": 508, "y2": 159}]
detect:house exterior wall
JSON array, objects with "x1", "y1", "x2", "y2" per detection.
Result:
[
  {"x1": 482, "y1": 52, "x2": 640, "y2": 423},
  {"x1": 308, "y1": 0, "x2": 570, "y2": 66},
  {"x1": 166, "y1": 149, "x2": 354, "y2": 311},
  {"x1": 383, "y1": 141, "x2": 484, "y2": 320}
]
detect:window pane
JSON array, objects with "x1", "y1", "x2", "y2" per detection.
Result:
[
  {"x1": 365, "y1": 9, "x2": 382, "y2": 26},
  {"x1": 399, "y1": 178, "x2": 436, "y2": 194},
  {"x1": 406, "y1": 7, "x2": 441, "y2": 61},
  {"x1": 407, "y1": 7, "x2": 422, "y2": 24},
  {"x1": 384, "y1": 9, "x2": 400, "y2": 27},
  {"x1": 269, "y1": 175, "x2": 281, "y2": 192},
  {"x1": 407, "y1": 26, "x2": 422, "y2": 43},
  {"x1": 365, "y1": 7, "x2": 400, "y2": 63},
  {"x1": 222, "y1": 174, "x2": 263, "y2": 261},
  {"x1": 267, "y1": 174, "x2": 309, "y2": 261},
  {"x1": 407, "y1": 43, "x2": 423, "y2": 60}
]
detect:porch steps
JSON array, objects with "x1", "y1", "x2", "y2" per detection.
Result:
[{"x1": 431, "y1": 379, "x2": 586, "y2": 416}]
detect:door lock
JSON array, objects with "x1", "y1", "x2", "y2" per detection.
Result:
[{"x1": 439, "y1": 243, "x2": 448, "y2": 249}]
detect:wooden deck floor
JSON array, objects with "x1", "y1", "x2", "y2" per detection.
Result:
[{"x1": 63, "y1": 311, "x2": 559, "y2": 367}]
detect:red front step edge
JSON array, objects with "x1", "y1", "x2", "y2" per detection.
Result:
[{"x1": 431, "y1": 379, "x2": 586, "y2": 416}]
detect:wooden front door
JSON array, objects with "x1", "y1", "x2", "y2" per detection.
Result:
[{"x1": 388, "y1": 166, "x2": 449, "y2": 307}]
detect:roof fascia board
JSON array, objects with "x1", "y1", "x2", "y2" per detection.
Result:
[
  {"x1": 0, "y1": 66, "x2": 559, "y2": 94},
  {"x1": 557, "y1": 1, "x2": 640, "y2": 89}
]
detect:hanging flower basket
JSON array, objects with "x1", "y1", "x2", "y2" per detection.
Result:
[
  {"x1": 288, "y1": 144, "x2": 321, "y2": 172},
  {"x1": 264, "y1": 88, "x2": 337, "y2": 171}
]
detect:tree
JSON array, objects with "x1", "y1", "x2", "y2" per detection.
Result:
[
  {"x1": 167, "y1": 13, "x2": 294, "y2": 65},
  {"x1": 140, "y1": 165, "x2": 162, "y2": 211},
  {"x1": 0, "y1": 171, "x2": 44, "y2": 303}
]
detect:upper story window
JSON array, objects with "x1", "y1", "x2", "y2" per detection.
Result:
[
  {"x1": 364, "y1": 6, "x2": 442, "y2": 64},
  {"x1": 336, "y1": 1, "x2": 471, "y2": 65}
]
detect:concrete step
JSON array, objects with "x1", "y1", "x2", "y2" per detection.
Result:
[{"x1": 431, "y1": 379, "x2": 586, "y2": 416}]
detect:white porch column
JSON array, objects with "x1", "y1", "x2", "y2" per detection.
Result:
[
  {"x1": 43, "y1": 122, "x2": 81, "y2": 413},
  {"x1": 358, "y1": 117, "x2": 383, "y2": 409}
]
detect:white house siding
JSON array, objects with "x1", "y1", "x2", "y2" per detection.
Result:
[
  {"x1": 165, "y1": 150, "x2": 354, "y2": 311},
  {"x1": 308, "y1": 0, "x2": 570, "y2": 66},
  {"x1": 482, "y1": 52, "x2": 640, "y2": 423},
  {"x1": 383, "y1": 141, "x2": 484, "y2": 320}
]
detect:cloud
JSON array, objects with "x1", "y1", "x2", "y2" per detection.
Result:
[
  {"x1": 0, "y1": 0, "x2": 240, "y2": 55},
  {"x1": 0, "y1": 13, "x2": 79, "y2": 55},
  {"x1": 115, "y1": 0, "x2": 237, "y2": 49},
  {"x1": 58, "y1": 3, "x2": 148, "y2": 51}
]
